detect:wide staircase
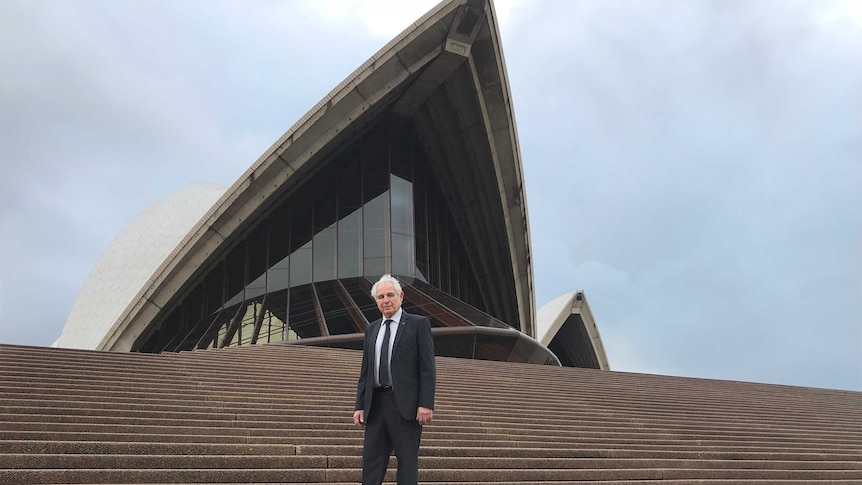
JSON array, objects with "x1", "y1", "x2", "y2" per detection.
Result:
[{"x1": 0, "y1": 343, "x2": 860, "y2": 484}]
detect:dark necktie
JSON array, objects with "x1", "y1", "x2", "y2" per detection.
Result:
[{"x1": 379, "y1": 319, "x2": 393, "y2": 386}]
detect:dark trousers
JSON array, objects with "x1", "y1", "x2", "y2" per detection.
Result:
[{"x1": 361, "y1": 388, "x2": 422, "y2": 485}]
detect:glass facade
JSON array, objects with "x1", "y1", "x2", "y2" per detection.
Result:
[
  {"x1": 132, "y1": 117, "x2": 559, "y2": 365},
  {"x1": 139, "y1": 118, "x2": 494, "y2": 350},
  {"x1": 133, "y1": 117, "x2": 559, "y2": 365}
]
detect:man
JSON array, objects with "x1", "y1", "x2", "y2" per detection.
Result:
[{"x1": 353, "y1": 274, "x2": 436, "y2": 485}]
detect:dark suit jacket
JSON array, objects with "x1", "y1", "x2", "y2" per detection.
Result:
[{"x1": 355, "y1": 311, "x2": 436, "y2": 421}]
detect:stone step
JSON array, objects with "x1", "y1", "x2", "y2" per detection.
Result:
[
  {"x1": 3, "y1": 453, "x2": 861, "y2": 472},
  {"x1": 6, "y1": 430, "x2": 858, "y2": 454},
  {"x1": 0, "y1": 368, "x2": 854, "y2": 422},
  {"x1": 4, "y1": 384, "x2": 852, "y2": 428},
  {"x1": 3, "y1": 467, "x2": 862, "y2": 484},
  {"x1": 2, "y1": 372, "x2": 854, "y2": 424},
  {"x1": 4, "y1": 441, "x2": 861, "y2": 462},
  {"x1": 2, "y1": 409, "x2": 852, "y2": 439},
  {"x1": 2, "y1": 402, "x2": 854, "y2": 441},
  {"x1": 1, "y1": 343, "x2": 859, "y2": 484},
  {"x1": 0, "y1": 454, "x2": 325, "y2": 469},
  {"x1": 4, "y1": 361, "x2": 849, "y2": 411},
  {"x1": 4, "y1": 420, "x2": 859, "y2": 449},
  {"x1": 1, "y1": 353, "x2": 852, "y2": 405},
  {"x1": 0, "y1": 345, "x2": 846, "y2": 397},
  {"x1": 0, "y1": 407, "x2": 847, "y2": 438},
  {"x1": 0, "y1": 440, "x2": 298, "y2": 456},
  {"x1": 0, "y1": 468, "x2": 327, "y2": 484},
  {"x1": 1, "y1": 415, "x2": 857, "y2": 448},
  {"x1": 300, "y1": 444, "x2": 862, "y2": 462},
  {"x1": 0, "y1": 391, "x2": 354, "y2": 410},
  {"x1": 0, "y1": 367, "x2": 355, "y2": 389}
]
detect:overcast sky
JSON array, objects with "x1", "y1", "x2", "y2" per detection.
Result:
[{"x1": 1, "y1": 0, "x2": 859, "y2": 391}]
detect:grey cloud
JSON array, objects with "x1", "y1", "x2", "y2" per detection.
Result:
[
  {"x1": 506, "y1": 0, "x2": 861, "y2": 390},
  {"x1": 0, "y1": 0, "x2": 859, "y2": 391}
]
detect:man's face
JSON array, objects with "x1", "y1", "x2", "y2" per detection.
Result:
[{"x1": 375, "y1": 282, "x2": 404, "y2": 319}]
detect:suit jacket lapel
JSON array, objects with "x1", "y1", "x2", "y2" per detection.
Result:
[
  {"x1": 370, "y1": 319, "x2": 383, "y2": 356},
  {"x1": 392, "y1": 313, "x2": 407, "y2": 355}
]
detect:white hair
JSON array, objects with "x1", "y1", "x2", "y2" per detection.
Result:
[{"x1": 370, "y1": 274, "x2": 403, "y2": 298}]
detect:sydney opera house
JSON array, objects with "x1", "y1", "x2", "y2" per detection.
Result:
[{"x1": 55, "y1": 0, "x2": 608, "y2": 371}]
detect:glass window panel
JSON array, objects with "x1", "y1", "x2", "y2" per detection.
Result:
[
  {"x1": 409, "y1": 278, "x2": 505, "y2": 328},
  {"x1": 153, "y1": 307, "x2": 181, "y2": 352},
  {"x1": 427, "y1": 185, "x2": 440, "y2": 285},
  {"x1": 313, "y1": 224, "x2": 336, "y2": 282},
  {"x1": 414, "y1": 161, "x2": 428, "y2": 280},
  {"x1": 459, "y1": 245, "x2": 472, "y2": 302},
  {"x1": 265, "y1": 289, "x2": 289, "y2": 330},
  {"x1": 364, "y1": 257, "x2": 387, "y2": 278},
  {"x1": 268, "y1": 256, "x2": 290, "y2": 291},
  {"x1": 246, "y1": 272, "x2": 267, "y2": 301},
  {"x1": 269, "y1": 209, "x2": 290, "y2": 294},
  {"x1": 248, "y1": 223, "x2": 268, "y2": 277},
  {"x1": 288, "y1": 284, "x2": 320, "y2": 339},
  {"x1": 362, "y1": 193, "x2": 389, "y2": 264},
  {"x1": 290, "y1": 185, "x2": 313, "y2": 254},
  {"x1": 338, "y1": 209, "x2": 361, "y2": 278},
  {"x1": 173, "y1": 287, "x2": 204, "y2": 350},
  {"x1": 180, "y1": 300, "x2": 196, "y2": 333},
  {"x1": 226, "y1": 312, "x2": 242, "y2": 347},
  {"x1": 389, "y1": 120, "x2": 412, "y2": 181},
  {"x1": 241, "y1": 303, "x2": 262, "y2": 346},
  {"x1": 362, "y1": 125, "x2": 389, "y2": 203},
  {"x1": 160, "y1": 320, "x2": 193, "y2": 353},
  {"x1": 246, "y1": 223, "x2": 268, "y2": 300},
  {"x1": 415, "y1": 267, "x2": 428, "y2": 283},
  {"x1": 338, "y1": 154, "x2": 362, "y2": 212},
  {"x1": 449, "y1": 238, "x2": 460, "y2": 297},
  {"x1": 223, "y1": 245, "x2": 246, "y2": 308},
  {"x1": 341, "y1": 277, "x2": 379, "y2": 323},
  {"x1": 203, "y1": 310, "x2": 231, "y2": 349},
  {"x1": 269, "y1": 200, "x2": 291, "y2": 267},
  {"x1": 290, "y1": 242, "x2": 312, "y2": 287},
  {"x1": 398, "y1": 296, "x2": 429, "y2": 321},
  {"x1": 203, "y1": 262, "x2": 225, "y2": 316},
  {"x1": 455, "y1": 242, "x2": 485, "y2": 311},
  {"x1": 315, "y1": 281, "x2": 342, "y2": 314},
  {"x1": 225, "y1": 243, "x2": 245, "y2": 301},
  {"x1": 391, "y1": 175, "x2": 413, "y2": 236},
  {"x1": 392, "y1": 233, "x2": 414, "y2": 278},
  {"x1": 364, "y1": 229, "x2": 386, "y2": 259},
  {"x1": 258, "y1": 305, "x2": 290, "y2": 344},
  {"x1": 214, "y1": 319, "x2": 229, "y2": 349},
  {"x1": 223, "y1": 292, "x2": 244, "y2": 310},
  {"x1": 267, "y1": 267, "x2": 289, "y2": 294},
  {"x1": 438, "y1": 203, "x2": 450, "y2": 293},
  {"x1": 312, "y1": 163, "x2": 338, "y2": 281},
  {"x1": 315, "y1": 281, "x2": 359, "y2": 335},
  {"x1": 399, "y1": 284, "x2": 470, "y2": 327},
  {"x1": 223, "y1": 306, "x2": 246, "y2": 348},
  {"x1": 314, "y1": 166, "x2": 338, "y2": 232}
]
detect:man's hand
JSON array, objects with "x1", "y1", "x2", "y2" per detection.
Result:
[
  {"x1": 416, "y1": 407, "x2": 433, "y2": 425},
  {"x1": 353, "y1": 410, "x2": 365, "y2": 427}
]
